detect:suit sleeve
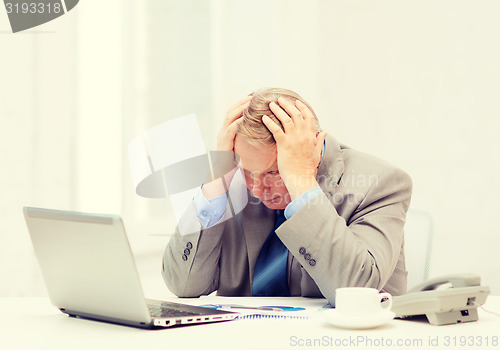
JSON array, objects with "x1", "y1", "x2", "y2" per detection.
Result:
[
  {"x1": 276, "y1": 167, "x2": 412, "y2": 303},
  {"x1": 162, "y1": 170, "x2": 249, "y2": 297},
  {"x1": 162, "y1": 202, "x2": 229, "y2": 297}
]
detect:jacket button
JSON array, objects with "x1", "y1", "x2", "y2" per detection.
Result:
[
  {"x1": 182, "y1": 254, "x2": 188, "y2": 261},
  {"x1": 299, "y1": 247, "x2": 306, "y2": 255},
  {"x1": 186, "y1": 242, "x2": 193, "y2": 249},
  {"x1": 304, "y1": 253, "x2": 311, "y2": 261},
  {"x1": 184, "y1": 248, "x2": 190, "y2": 255},
  {"x1": 309, "y1": 259, "x2": 316, "y2": 266}
]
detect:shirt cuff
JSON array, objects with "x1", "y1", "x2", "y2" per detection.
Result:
[
  {"x1": 284, "y1": 186, "x2": 323, "y2": 220},
  {"x1": 193, "y1": 187, "x2": 228, "y2": 228}
]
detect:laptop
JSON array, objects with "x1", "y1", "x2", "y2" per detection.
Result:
[{"x1": 23, "y1": 207, "x2": 239, "y2": 329}]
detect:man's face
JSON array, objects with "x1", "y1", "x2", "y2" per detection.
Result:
[{"x1": 234, "y1": 135, "x2": 291, "y2": 209}]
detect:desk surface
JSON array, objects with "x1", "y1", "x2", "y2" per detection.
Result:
[{"x1": 1, "y1": 296, "x2": 499, "y2": 350}]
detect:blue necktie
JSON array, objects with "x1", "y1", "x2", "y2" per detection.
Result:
[{"x1": 252, "y1": 210, "x2": 290, "y2": 296}]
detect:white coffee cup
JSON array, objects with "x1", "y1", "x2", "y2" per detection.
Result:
[{"x1": 335, "y1": 287, "x2": 392, "y2": 316}]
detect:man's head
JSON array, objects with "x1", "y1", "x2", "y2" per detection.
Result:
[
  {"x1": 238, "y1": 88, "x2": 320, "y2": 145},
  {"x1": 234, "y1": 88, "x2": 320, "y2": 209}
]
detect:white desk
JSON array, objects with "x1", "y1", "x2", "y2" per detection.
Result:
[{"x1": 1, "y1": 296, "x2": 499, "y2": 350}]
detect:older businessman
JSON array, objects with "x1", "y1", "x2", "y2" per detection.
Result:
[{"x1": 162, "y1": 88, "x2": 412, "y2": 303}]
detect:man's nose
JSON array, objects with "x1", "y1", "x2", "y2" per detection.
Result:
[{"x1": 251, "y1": 178, "x2": 268, "y2": 198}]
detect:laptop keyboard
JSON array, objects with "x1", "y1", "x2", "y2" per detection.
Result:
[{"x1": 147, "y1": 303, "x2": 201, "y2": 318}]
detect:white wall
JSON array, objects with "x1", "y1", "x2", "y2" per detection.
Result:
[
  {"x1": 314, "y1": 0, "x2": 500, "y2": 290},
  {"x1": 0, "y1": 1, "x2": 128, "y2": 296},
  {"x1": 1, "y1": 0, "x2": 499, "y2": 297},
  {"x1": 0, "y1": 6, "x2": 79, "y2": 295}
]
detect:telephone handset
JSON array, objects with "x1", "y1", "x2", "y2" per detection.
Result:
[
  {"x1": 391, "y1": 273, "x2": 490, "y2": 325},
  {"x1": 409, "y1": 273, "x2": 481, "y2": 292}
]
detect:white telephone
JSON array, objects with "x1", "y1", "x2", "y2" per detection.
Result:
[{"x1": 391, "y1": 273, "x2": 490, "y2": 325}]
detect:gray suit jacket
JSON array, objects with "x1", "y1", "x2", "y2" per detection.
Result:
[{"x1": 162, "y1": 135, "x2": 412, "y2": 303}]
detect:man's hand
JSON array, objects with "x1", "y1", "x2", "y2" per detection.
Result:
[
  {"x1": 202, "y1": 96, "x2": 252, "y2": 199},
  {"x1": 262, "y1": 97, "x2": 327, "y2": 201},
  {"x1": 217, "y1": 96, "x2": 253, "y2": 152}
]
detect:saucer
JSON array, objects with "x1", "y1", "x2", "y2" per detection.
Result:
[{"x1": 325, "y1": 309, "x2": 395, "y2": 329}]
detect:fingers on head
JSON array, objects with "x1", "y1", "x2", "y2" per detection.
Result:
[
  {"x1": 228, "y1": 116, "x2": 244, "y2": 133},
  {"x1": 262, "y1": 115, "x2": 284, "y2": 138},
  {"x1": 276, "y1": 97, "x2": 303, "y2": 121},
  {"x1": 295, "y1": 99, "x2": 318, "y2": 131},
  {"x1": 295, "y1": 99, "x2": 315, "y2": 119},
  {"x1": 269, "y1": 100, "x2": 297, "y2": 130},
  {"x1": 226, "y1": 96, "x2": 252, "y2": 122}
]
